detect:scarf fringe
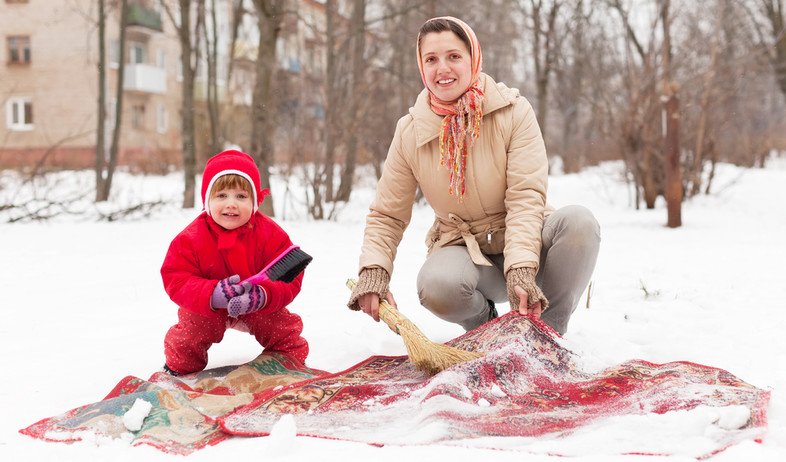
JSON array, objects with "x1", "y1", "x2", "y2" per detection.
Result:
[{"x1": 435, "y1": 84, "x2": 484, "y2": 202}]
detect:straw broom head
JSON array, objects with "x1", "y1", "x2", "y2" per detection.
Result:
[{"x1": 346, "y1": 279, "x2": 484, "y2": 375}]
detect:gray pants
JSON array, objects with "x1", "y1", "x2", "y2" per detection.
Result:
[{"x1": 417, "y1": 205, "x2": 601, "y2": 334}]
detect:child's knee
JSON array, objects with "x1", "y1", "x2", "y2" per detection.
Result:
[
  {"x1": 262, "y1": 328, "x2": 309, "y2": 364},
  {"x1": 284, "y1": 337, "x2": 309, "y2": 364},
  {"x1": 177, "y1": 309, "x2": 227, "y2": 342}
]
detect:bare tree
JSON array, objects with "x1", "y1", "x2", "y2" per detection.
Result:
[
  {"x1": 759, "y1": 0, "x2": 786, "y2": 98},
  {"x1": 687, "y1": 0, "x2": 726, "y2": 197},
  {"x1": 250, "y1": 0, "x2": 286, "y2": 217},
  {"x1": 226, "y1": 0, "x2": 246, "y2": 89},
  {"x1": 552, "y1": 0, "x2": 600, "y2": 172},
  {"x1": 96, "y1": 0, "x2": 128, "y2": 202},
  {"x1": 334, "y1": 0, "x2": 366, "y2": 202},
  {"x1": 95, "y1": 0, "x2": 107, "y2": 199},
  {"x1": 518, "y1": 0, "x2": 563, "y2": 139},
  {"x1": 202, "y1": 0, "x2": 222, "y2": 157},
  {"x1": 609, "y1": 0, "x2": 665, "y2": 209},
  {"x1": 322, "y1": 0, "x2": 339, "y2": 211},
  {"x1": 162, "y1": 0, "x2": 204, "y2": 209},
  {"x1": 368, "y1": 1, "x2": 423, "y2": 177},
  {"x1": 305, "y1": 0, "x2": 357, "y2": 218},
  {"x1": 222, "y1": 0, "x2": 247, "y2": 144},
  {"x1": 659, "y1": 0, "x2": 682, "y2": 227}
]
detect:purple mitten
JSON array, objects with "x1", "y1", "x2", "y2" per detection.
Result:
[
  {"x1": 227, "y1": 283, "x2": 266, "y2": 318},
  {"x1": 211, "y1": 275, "x2": 245, "y2": 310}
]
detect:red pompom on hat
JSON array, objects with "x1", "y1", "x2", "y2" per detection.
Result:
[{"x1": 201, "y1": 149, "x2": 268, "y2": 214}]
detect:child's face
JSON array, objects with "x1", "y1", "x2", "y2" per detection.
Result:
[{"x1": 209, "y1": 187, "x2": 253, "y2": 230}]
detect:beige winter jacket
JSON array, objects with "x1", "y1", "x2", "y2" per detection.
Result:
[{"x1": 358, "y1": 73, "x2": 552, "y2": 277}]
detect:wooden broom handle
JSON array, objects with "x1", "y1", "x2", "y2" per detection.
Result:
[{"x1": 346, "y1": 279, "x2": 425, "y2": 338}]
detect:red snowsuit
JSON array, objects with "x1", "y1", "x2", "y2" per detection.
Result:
[{"x1": 161, "y1": 211, "x2": 308, "y2": 374}]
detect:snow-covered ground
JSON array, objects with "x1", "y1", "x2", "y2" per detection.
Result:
[{"x1": 1, "y1": 159, "x2": 785, "y2": 461}]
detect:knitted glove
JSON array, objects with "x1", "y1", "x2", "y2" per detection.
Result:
[
  {"x1": 227, "y1": 283, "x2": 267, "y2": 318},
  {"x1": 506, "y1": 267, "x2": 549, "y2": 313},
  {"x1": 347, "y1": 267, "x2": 390, "y2": 311},
  {"x1": 211, "y1": 275, "x2": 245, "y2": 310}
]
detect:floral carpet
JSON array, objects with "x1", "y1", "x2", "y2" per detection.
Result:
[{"x1": 21, "y1": 314, "x2": 769, "y2": 456}]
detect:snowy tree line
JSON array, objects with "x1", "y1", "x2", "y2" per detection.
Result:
[
  {"x1": 4, "y1": 0, "x2": 786, "y2": 221},
  {"x1": 184, "y1": 0, "x2": 786, "y2": 218}
]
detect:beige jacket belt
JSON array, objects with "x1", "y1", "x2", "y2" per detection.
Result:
[{"x1": 429, "y1": 213, "x2": 499, "y2": 266}]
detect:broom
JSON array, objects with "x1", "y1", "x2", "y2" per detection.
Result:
[{"x1": 346, "y1": 279, "x2": 484, "y2": 375}]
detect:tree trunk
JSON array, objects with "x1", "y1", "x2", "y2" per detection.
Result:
[
  {"x1": 528, "y1": 0, "x2": 561, "y2": 139},
  {"x1": 95, "y1": 0, "x2": 106, "y2": 201},
  {"x1": 223, "y1": 0, "x2": 245, "y2": 144},
  {"x1": 641, "y1": 149, "x2": 657, "y2": 209},
  {"x1": 204, "y1": 0, "x2": 222, "y2": 157},
  {"x1": 704, "y1": 138, "x2": 717, "y2": 195},
  {"x1": 663, "y1": 90, "x2": 682, "y2": 227},
  {"x1": 98, "y1": 0, "x2": 128, "y2": 202},
  {"x1": 251, "y1": 0, "x2": 284, "y2": 217},
  {"x1": 690, "y1": 0, "x2": 724, "y2": 197},
  {"x1": 558, "y1": 0, "x2": 585, "y2": 173},
  {"x1": 323, "y1": 0, "x2": 337, "y2": 205},
  {"x1": 172, "y1": 0, "x2": 203, "y2": 209},
  {"x1": 763, "y1": 0, "x2": 786, "y2": 98},
  {"x1": 161, "y1": 0, "x2": 202, "y2": 208},
  {"x1": 335, "y1": 0, "x2": 365, "y2": 202},
  {"x1": 660, "y1": 0, "x2": 681, "y2": 227}
]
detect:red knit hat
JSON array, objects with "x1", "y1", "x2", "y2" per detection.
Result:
[{"x1": 201, "y1": 150, "x2": 266, "y2": 214}]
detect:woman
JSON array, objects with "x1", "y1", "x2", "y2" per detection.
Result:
[{"x1": 347, "y1": 17, "x2": 600, "y2": 335}]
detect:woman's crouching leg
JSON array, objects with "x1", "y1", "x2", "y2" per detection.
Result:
[
  {"x1": 417, "y1": 245, "x2": 506, "y2": 331},
  {"x1": 538, "y1": 205, "x2": 601, "y2": 335}
]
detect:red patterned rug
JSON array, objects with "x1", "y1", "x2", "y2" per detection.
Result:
[
  {"x1": 220, "y1": 314, "x2": 770, "y2": 457},
  {"x1": 20, "y1": 353, "x2": 326, "y2": 455},
  {"x1": 21, "y1": 314, "x2": 769, "y2": 457}
]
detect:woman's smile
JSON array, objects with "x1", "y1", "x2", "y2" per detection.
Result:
[{"x1": 420, "y1": 31, "x2": 472, "y2": 103}]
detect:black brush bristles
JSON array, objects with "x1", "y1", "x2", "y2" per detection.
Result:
[{"x1": 265, "y1": 247, "x2": 313, "y2": 283}]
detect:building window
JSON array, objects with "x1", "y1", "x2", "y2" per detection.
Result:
[
  {"x1": 156, "y1": 104, "x2": 167, "y2": 133},
  {"x1": 109, "y1": 39, "x2": 120, "y2": 68},
  {"x1": 6, "y1": 97, "x2": 33, "y2": 130},
  {"x1": 7, "y1": 36, "x2": 31, "y2": 64},
  {"x1": 156, "y1": 49, "x2": 166, "y2": 69},
  {"x1": 129, "y1": 42, "x2": 146, "y2": 65},
  {"x1": 132, "y1": 104, "x2": 145, "y2": 129}
]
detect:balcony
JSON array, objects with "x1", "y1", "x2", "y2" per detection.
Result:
[
  {"x1": 124, "y1": 64, "x2": 166, "y2": 94},
  {"x1": 126, "y1": 3, "x2": 163, "y2": 32}
]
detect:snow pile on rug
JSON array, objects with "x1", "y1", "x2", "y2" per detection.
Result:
[
  {"x1": 21, "y1": 314, "x2": 769, "y2": 457},
  {"x1": 220, "y1": 314, "x2": 770, "y2": 457},
  {"x1": 20, "y1": 353, "x2": 326, "y2": 455}
]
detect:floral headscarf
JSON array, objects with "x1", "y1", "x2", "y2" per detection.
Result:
[{"x1": 417, "y1": 16, "x2": 484, "y2": 201}]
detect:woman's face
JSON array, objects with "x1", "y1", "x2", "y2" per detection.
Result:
[{"x1": 419, "y1": 30, "x2": 473, "y2": 103}]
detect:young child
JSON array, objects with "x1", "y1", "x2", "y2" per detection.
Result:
[{"x1": 160, "y1": 149, "x2": 309, "y2": 376}]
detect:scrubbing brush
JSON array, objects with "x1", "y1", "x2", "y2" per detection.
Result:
[{"x1": 242, "y1": 245, "x2": 313, "y2": 284}]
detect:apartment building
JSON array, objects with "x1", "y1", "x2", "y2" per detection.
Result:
[
  {"x1": 0, "y1": 0, "x2": 183, "y2": 171},
  {"x1": 1, "y1": 0, "x2": 363, "y2": 171}
]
